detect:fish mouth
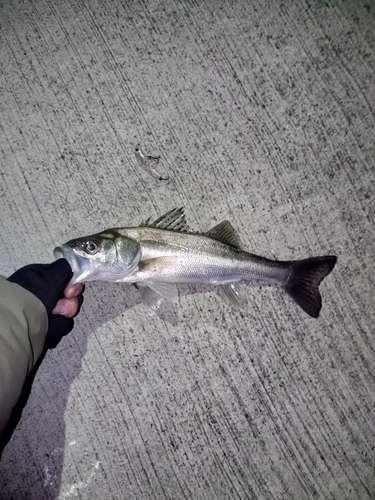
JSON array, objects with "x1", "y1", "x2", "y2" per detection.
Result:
[{"x1": 54, "y1": 246, "x2": 89, "y2": 284}]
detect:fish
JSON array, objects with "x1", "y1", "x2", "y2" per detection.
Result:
[{"x1": 53, "y1": 207, "x2": 337, "y2": 318}]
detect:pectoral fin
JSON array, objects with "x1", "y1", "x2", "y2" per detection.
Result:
[
  {"x1": 138, "y1": 256, "x2": 178, "y2": 283},
  {"x1": 135, "y1": 256, "x2": 180, "y2": 310}
]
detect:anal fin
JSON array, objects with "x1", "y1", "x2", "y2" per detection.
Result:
[{"x1": 218, "y1": 281, "x2": 247, "y2": 307}]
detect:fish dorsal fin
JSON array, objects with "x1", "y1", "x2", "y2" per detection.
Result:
[
  {"x1": 143, "y1": 207, "x2": 191, "y2": 233},
  {"x1": 205, "y1": 221, "x2": 244, "y2": 249}
]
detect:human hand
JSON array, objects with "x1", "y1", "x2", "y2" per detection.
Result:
[
  {"x1": 51, "y1": 283, "x2": 84, "y2": 317},
  {"x1": 7, "y1": 260, "x2": 84, "y2": 348}
]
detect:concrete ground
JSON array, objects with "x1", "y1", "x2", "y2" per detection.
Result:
[{"x1": 0, "y1": 1, "x2": 374, "y2": 498}]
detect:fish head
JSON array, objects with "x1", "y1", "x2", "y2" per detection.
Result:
[{"x1": 54, "y1": 230, "x2": 141, "y2": 283}]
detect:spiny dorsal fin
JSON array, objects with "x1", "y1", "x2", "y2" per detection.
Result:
[
  {"x1": 142, "y1": 207, "x2": 191, "y2": 233},
  {"x1": 205, "y1": 221, "x2": 244, "y2": 249}
]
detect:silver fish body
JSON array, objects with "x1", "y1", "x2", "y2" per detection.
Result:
[{"x1": 54, "y1": 208, "x2": 337, "y2": 317}]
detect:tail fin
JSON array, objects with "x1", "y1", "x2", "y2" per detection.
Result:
[{"x1": 285, "y1": 256, "x2": 337, "y2": 318}]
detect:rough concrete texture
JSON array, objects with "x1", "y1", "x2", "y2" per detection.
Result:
[{"x1": 0, "y1": 1, "x2": 374, "y2": 499}]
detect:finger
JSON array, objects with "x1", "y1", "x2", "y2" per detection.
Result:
[
  {"x1": 64, "y1": 283, "x2": 84, "y2": 299},
  {"x1": 52, "y1": 296, "x2": 81, "y2": 318}
]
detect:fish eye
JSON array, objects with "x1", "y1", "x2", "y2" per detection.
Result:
[{"x1": 84, "y1": 240, "x2": 99, "y2": 254}]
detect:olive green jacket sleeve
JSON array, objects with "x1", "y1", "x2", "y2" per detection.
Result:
[{"x1": 0, "y1": 277, "x2": 48, "y2": 435}]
